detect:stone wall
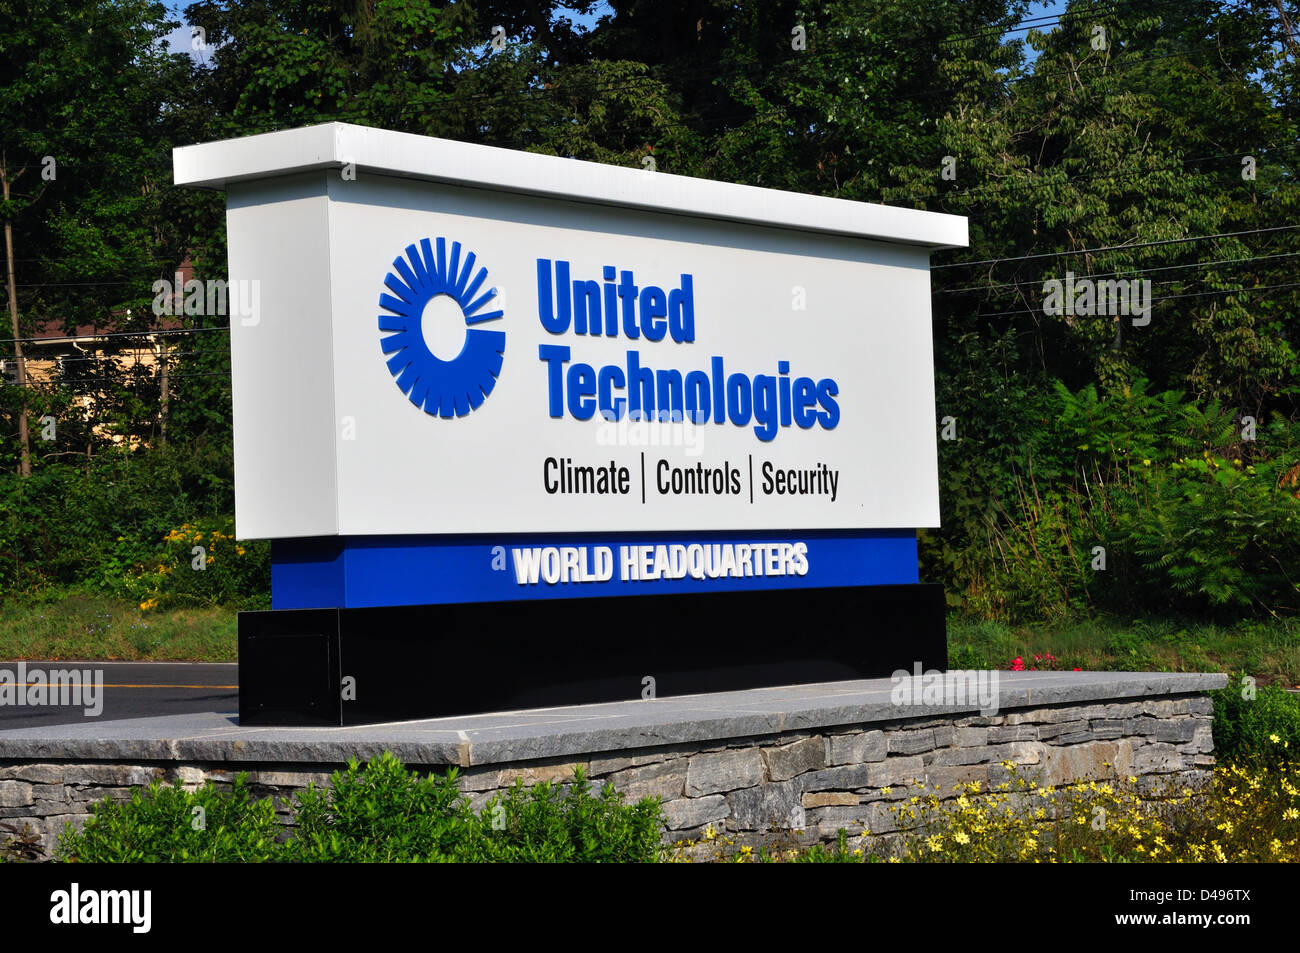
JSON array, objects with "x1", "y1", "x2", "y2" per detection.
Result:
[{"x1": 0, "y1": 692, "x2": 1216, "y2": 857}]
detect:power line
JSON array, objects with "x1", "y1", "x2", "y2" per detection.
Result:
[
  {"x1": 934, "y1": 250, "x2": 1300, "y2": 294},
  {"x1": 0, "y1": 326, "x2": 228, "y2": 346},
  {"x1": 7, "y1": 349, "x2": 208, "y2": 365},
  {"x1": 934, "y1": 225, "x2": 1300, "y2": 269},
  {"x1": 882, "y1": 144, "x2": 1290, "y2": 208},
  {"x1": 963, "y1": 278, "x2": 1300, "y2": 319},
  {"x1": 15, "y1": 280, "x2": 170, "y2": 288},
  {"x1": 0, "y1": 372, "x2": 231, "y2": 388}
]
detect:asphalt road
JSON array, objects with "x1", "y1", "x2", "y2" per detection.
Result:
[{"x1": 0, "y1": 662, "x2": 237, "y2": 728}]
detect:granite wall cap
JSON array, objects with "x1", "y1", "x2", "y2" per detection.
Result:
[{"x1": 0, "y1": 671, "x2": 1227, "y2": 768}]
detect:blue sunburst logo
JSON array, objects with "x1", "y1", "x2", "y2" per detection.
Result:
[{"x1": 378, "y1": 237, "x2": 505, "y2": 418}]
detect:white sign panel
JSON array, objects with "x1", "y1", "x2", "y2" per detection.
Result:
[{"x1": 177, "y1": 124, "x2": 966, "y2": 540}]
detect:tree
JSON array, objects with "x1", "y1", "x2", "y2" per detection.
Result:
[{"x1": 0, "y1": 0, "x2": 192, "y2": 472}]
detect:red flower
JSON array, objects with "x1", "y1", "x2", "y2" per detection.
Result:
[{"x1": 1010, "y1": 656, "x2": 1026, "y2": 671}]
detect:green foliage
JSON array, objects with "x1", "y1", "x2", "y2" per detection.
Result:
[
  {"x1": 1, "y1": 0, "x2": 1298, "y2": 628},
  {"x1": 1102, "y1": 629, "x2": 1157, "y2": 670},
  {"x1": 0, "y1": 590, "x2": 237, "y2": 661},
  {"x1": 1213, "y1": 681, "x2": 1300, "y2": 770},
  {"x1": 131, "y1": 516, "x2": 269, "y2": 611},
  {"x1": 282, "y1": 753, "x2": 478, "y2": 863},
  {"x1": 56, "y1": 752, "x2": 666, "y2": 863},
  {"x1": 947, "y1": 643, "x2": 990, "y2": 670},
  {"x1": 470, "y1": 767, "x2": 665, "y2": 863},
  {"x1": 793, "y1": 830, "x2": 869, "y2": 863},
  {"x1": 942, "y1": 379, "x2": 1300, "y2": 621},
  {"x1": 0, "y1": 442, "x2": 268, "y2": 607},
  {"x1": 287, "y1": 753, "x2": 664, "y2": 863},
  {"x1": 946, "y1": 613, "x2": 1300, "y2": 684},
  {"x1": 58, "y1": 774, "x2": 280, "y2": 863}
]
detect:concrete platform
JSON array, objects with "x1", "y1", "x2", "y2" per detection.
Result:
[{"x1": 0, "y1": 671, "x2": 1227, "y2": 767}]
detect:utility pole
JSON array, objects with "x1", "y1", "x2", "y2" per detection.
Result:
[
  {"x1": 158, "y1": 339, "x2": 169, "y2": 447},
  {"x1": 2, "y1": 153, "x2": 31, "y2": 477}
]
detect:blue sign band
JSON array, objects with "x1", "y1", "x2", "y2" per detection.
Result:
[{"x1": 271, "y1": 530, "x2": 919, "y2": 609}]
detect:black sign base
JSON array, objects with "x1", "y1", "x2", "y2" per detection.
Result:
[{"x1": 238, "y1": 584, "x2": 948, "y2": 726}]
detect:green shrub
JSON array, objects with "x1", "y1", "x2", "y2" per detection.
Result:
[
  {"x1": 130, "y1": 516, "x2": 270, "y2": 612},
  {"x1": 58, "y1": 774, "x2": 280, "y2": 863},
  {"x1": 472, "y1": 768, "x2": 665, "y2": 863},
  {"x1": 286, "y1": 753, "x2": 664, "y2": 863},
  {"x1": 1213, "y1": 680, "x2": 1300, "y2": 769},
  {"x1": 282, "y1": 752, "x2": 477, "y2": 862},
  {"x1": 939, "y1": 379, "x2": 1300, "y2": 623},
  {"x1": 55, "y1": 752, "x2": 666, "y2": 863},
  {"x1": 0, "y1": 440, "x2": 269, "y2": 609}
]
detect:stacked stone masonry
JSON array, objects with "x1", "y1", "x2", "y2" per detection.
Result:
[{"x1": 0, "y1": 694, "x2": 1216, "y2": 856}]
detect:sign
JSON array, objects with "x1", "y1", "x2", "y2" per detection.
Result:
[
  {"x1": 176, "y1": 124, "x2": 965, "y2": 541},
  {"x1": 174, "y1": 123, "x2": 965, "y2": 723}
]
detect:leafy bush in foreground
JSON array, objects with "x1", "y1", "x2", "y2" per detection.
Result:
[
  {"x1": 59, "y1": 774, "x2": 279, "y2": 863},
  {"x1": 1213, "y1": 681, "x2": 1300, "y2": 769},
  {"x1": 56, "y1": 753, "x2": 665, "y2": 863}
]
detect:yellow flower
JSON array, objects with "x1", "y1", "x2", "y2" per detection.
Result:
[
  {"x1": 139, "y1": 598, "x2": 159, "y2": 611},
  {"x1": 1270, "y1": 734, "x2": 1281, "y2": 744},
  {"x1": 881, "y1": 787, "x2": 892, "y2": 795},
  {"x1": 954, "y1": 831, "x2": 970, "y2": 845}
]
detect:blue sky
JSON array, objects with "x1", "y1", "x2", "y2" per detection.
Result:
[{"x1": 160, "y1": 1, "x2": 1071, "y2": 60}]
